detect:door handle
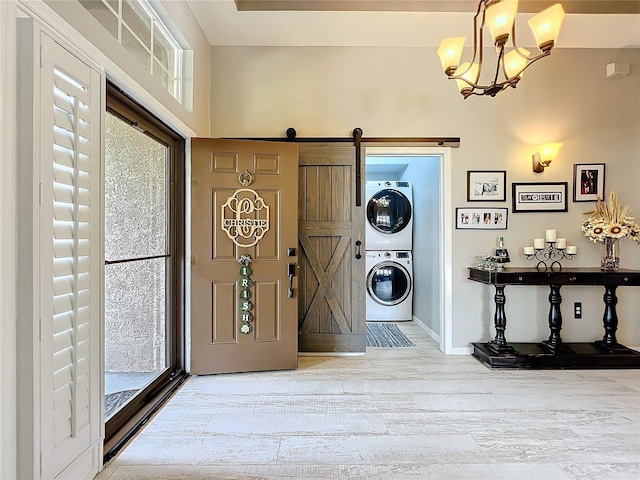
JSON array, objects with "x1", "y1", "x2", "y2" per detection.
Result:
[
  {"x1": 355, "y1": 240, "x2": 362, "y2": 260},
  {"x1": 287, "y1": 262, "x2": 296, "y2": 298}
]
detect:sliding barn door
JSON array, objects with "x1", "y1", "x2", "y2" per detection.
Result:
[{"x1": 298, "y1": 143, "x2": 366, "y2": 352}]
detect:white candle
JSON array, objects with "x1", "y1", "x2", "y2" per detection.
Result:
[
  {"x1": 556, "y1": 238, "x2": 566, "y2": 249},
  {"x1": 524, "y1": 246, "x2": 535, "y2": 255},
  {"x1": 566, "y1": 245, "x2": 577, "y2": 254},
  {"x1": 545, "y1": 229, "x2": 557, "y2": 242},
  {"x1": 533, "y1": 238, "x2": 545, "y2": 249}
]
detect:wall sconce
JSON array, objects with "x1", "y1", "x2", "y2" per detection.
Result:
[{"x1": 532, "y1": 143, "x2": 563, "y2": 173}]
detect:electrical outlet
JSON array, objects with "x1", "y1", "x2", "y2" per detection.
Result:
[{"x1": 574, "y1": 302, "x2": 582, "y2": 319}]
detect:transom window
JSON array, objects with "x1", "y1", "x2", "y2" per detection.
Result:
[{"x1": 79, "y1": 0, "x2": 183, "y2": 103}]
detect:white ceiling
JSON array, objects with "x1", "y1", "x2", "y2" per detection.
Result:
[{"x1": 185, "y1": 0, "x2": 640, "y2": 48}]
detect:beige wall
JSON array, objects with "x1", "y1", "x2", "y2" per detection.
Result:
[{"x1": 210, "y1": 46, "x2": 640, "y2": 348}]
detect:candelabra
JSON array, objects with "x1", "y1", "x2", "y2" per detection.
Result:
[{"x1": 525, "y1": 241, "x2": 575, "y2": 270}]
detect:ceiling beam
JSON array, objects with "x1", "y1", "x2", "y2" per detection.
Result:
[{"x1": 235, "y1": 1, "x2": 640, "y2": 14}]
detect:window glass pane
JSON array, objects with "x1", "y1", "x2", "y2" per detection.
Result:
[
  {"x1": 153, "y1": 60, "x2": 172, "y2": 91},
  {"x1": 79, "y1": 0, "x2": 118, "y2": 38},
  {"x1": 122, "y1": 0, "x2": 151, "y2": 48},
  {"x1": 105, "y1": 0, "x2": 119, "y2": 12},
  {"x1": 121, "y1": 26, "x2": 151, "y2": 72},
  {"x1": 153, "y1": 30, "x2": 174, "y2": 72},
  {"x1": 104, "y1": 112, "x2": 166, "y2": 260},
  {"x1": 104, "y1": 257, "x2": 167, "y2": 419}
]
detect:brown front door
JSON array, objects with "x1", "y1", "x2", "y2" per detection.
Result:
[{"x1": 190, "y1": 138, "x2": 299, "y2": 374}]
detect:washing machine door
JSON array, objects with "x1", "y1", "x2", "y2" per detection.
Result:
[
  {"x1": 367, "y1": 261, "x2": 412, "y2": 306},
  {"x1": 366, "y1": 189, "x2": 412, "y2": 234}
]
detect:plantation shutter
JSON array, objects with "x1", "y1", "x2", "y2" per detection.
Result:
[{"x1": 39, "y1": 33, "x2": 102, "y2": 480}]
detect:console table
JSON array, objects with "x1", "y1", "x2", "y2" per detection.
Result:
[{"x1": 468, "y1": 267, "x2": 640, "y2": 368}]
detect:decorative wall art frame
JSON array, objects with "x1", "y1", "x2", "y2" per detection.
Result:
[
  {"x1": 573, "y1": 163, "x2": 605, "y2": 202},
  {"x1": 466, "y1": 170, "x2": 507, "y2": 202},
  {"x1": 456, "y1": 207, "x2": 508, "y2": 230},
  {"x1": 512, "y1": 182, "x2": 568, "y2": 213}
]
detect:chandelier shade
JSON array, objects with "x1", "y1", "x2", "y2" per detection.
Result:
[
  {"x1": 455, "y1": 63, "x2": 480, "y2": 94},
  {"x1": 528, "y1": 4, "x2": 566, "y2": 52},
  {"x1": 504, "y1": 48, "x2": 529, "y2": 78},
  {"x1": 437, "y1": 0, "x2": 565, "y2": 98},
  {"x1": 436, "y1": 37, "x2": 467, "y2": 75},
  {"x1": 485, "y1": 0, "x2": 518, "y2": 46}
]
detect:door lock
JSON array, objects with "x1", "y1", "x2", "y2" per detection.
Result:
[{"x1": 287, "y1": 263, "x2": 297, "y2": 277}]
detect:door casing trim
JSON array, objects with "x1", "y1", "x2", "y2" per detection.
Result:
[{"x1": 363, "y1": 145, "x2": 453, "y2": 354}]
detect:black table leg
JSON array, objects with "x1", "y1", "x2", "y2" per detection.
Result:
[
  {"x1": 541, "y1": 284, "x2": 563, "y2": 352},
  {"x1": 488, "y1": 284, "x2": 516, "y2": 354},
  {"x1": 595, "y1": 285, "x2": 621, "y2": 352}
]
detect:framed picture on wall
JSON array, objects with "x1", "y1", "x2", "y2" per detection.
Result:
[
  {"x1": 573, "y1": 163, "x2": 605, "y2": 202},
  {"x1": 467, "y1": 170, "x2": 507, "y2": 201},
  {"x1": 456, "y1": 207, "x2": 508, "y2": 229},
  {"x1": 512, "y1": 182, "x2": 568, "y2": 213}
]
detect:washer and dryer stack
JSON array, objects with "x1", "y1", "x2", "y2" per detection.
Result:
[{"x1": 365, "y1": 181, "x2": 414, "y2": 322}]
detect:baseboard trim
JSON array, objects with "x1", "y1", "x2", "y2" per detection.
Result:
[
  {"x1": 410, "y1": 317, "x2": 473, "y2": 355},
  {"x1": 448, "y1": 346, "x2": 474, "y2": 355},
  {"x1": 299, "y1": 352, "x2": 366, "y2": 357},
  {"x1": 412, "y1": 316, "x2": 441, "y2": 344}
]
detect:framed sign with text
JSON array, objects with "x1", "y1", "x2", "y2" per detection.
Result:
[{"x1": 512, "y1": 182, "x2": 568, "y2": 213}]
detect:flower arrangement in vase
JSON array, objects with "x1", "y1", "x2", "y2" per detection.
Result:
[{"x1": 582, "y1": 191, "x2": 640, "y2": 270}]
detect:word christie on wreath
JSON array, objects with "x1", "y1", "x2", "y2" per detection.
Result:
[{"x1": 582, "y1": 191, "x2": 640, "y2": 270}]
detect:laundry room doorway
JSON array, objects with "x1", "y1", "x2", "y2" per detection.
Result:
[{"x1": 364, "y1": 146, "x2": 453, "y2": 353}]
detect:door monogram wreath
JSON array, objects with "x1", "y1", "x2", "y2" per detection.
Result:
[{"x1": 221, "y1": 170, "x2": 269, "y2": 334}]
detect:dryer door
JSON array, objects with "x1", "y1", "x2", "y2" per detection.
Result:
[
  {"x1": 367, "y1": 261, "x2": 412, "y2": 306},
  {"x1": 366, "y1": 189, "x2": 412, "y2": 234}
]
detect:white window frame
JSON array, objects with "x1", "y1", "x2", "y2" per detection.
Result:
[{"x1": 80, "y1": 0, "x2": 184, "y2": 103}]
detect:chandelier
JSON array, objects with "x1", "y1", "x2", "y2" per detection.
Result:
[{"x1": 437, "y1": 0, "x2": 565, "y2": 98}]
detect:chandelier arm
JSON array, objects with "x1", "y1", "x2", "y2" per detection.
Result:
[
  {"x1": 510, "y1": 23, "x2": 541, "y2": 61},
  {"x1": 448, "y1": 1, "x2": 486, "y2": 86},
  {"x1": 460, "y1": 0, "x2": 486, "y2": 79},
  {"x1": 498, "y1": 21, "x2": 553, "y2": 80},
  {"x1": 474, "y1": 1, "x2": 489, "y2": 85},
  {"x1": 514, "y1": 51, "x2": 551, "y2": 76},
  {"x1": 447, "y1": 75, "x2": 495, "y2": 91},
  {"x1": 499, "y1": 51, "x2": 551, "y2": 81},
  {"x1": 492, "y1": 44, "x2": 505, "y2": 86}
]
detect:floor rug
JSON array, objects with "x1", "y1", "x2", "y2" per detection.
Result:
[
  {"x1": 366, "y1": 323, "x2": 416, "y2": 348},
  {"x1": 105, "y1": 389, "x2": 138, "y2": 418}
]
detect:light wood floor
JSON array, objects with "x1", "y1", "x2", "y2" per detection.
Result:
[{"x1": 97, "y1": 322, "x2": 640, "y2": 480}]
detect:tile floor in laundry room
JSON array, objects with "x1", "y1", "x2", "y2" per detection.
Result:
[{"x1": 96, "y1": 321, "x2": 640, "y2": 480}]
